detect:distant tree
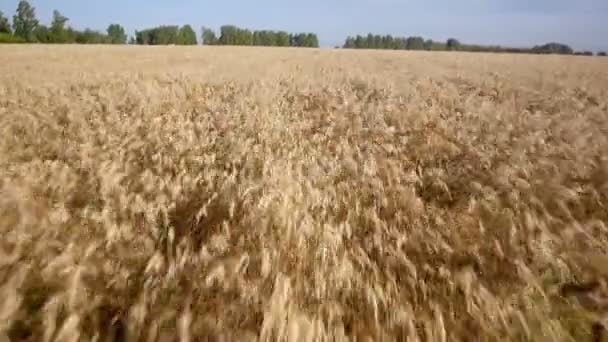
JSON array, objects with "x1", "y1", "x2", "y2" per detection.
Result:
[
  {"x1": 74, "y1": 28, "x2": 109, "y2": 44},
  {"x1": 354, "y1": 35, "x2": 364, "y2": 49},
  {"x1": 253, "y1": 30, "x2": 283, "y2": 46},
  {"x1": 135, "y1": 30, "x2": 147, "y2": 44},
  {"x1": 373, "y1": 34, "x2": 382, "y2": 49},
  {"x1": 202, "y1": 25, "x2": 316, "y2": 48},
  {"x1": 13, "y1": 0, "x2": 39, "y2": 42},
  {"x1": 201, "y1": 27, "x2": 217, "y2": 45},
  {"x1": 32, "y1": 24, "x2": 50, "y2": 42},
  {"x1": 237, "y1": 28, "x2": 253, "y2": 45},
  {"x1": 344, "y1": 36, "x2": 355, "y2": 48},
  {"x1": 50, "y1": 10, "x2": 69, "y2": 43},
  {"x1": 366, "y1": 33, "x2": 374, "y2": 48},
  {"x1": 305, "y1": 33, "x2": 319, "y2": 47},
  {"x1": 135, "y1": 29, "x2": 147, "y2": 44},
  {"x1": 297, "y1": 33, "x2": 307, "y2": 47},
  {"x1": 0, "y1": 11, "x2": 11, "y2": 34},
  {"x1": 128, "y1": 36, "x2": 136, "y2": 44},
  {"x1": 219, "y1": 25, "x2": 237, "y2": 45},
  {"x1": 380, "y1": 35, "x2": 388, "y2": 49},
  {"x1": 160, "y1": 26, "x2": 179, "y2": 44},
  {"x1": 256, "y1": 31, "x2": 268, "y2": 46},
  {"x1": 394, "y1": 37, "x2": 407, "y2": 50},
  {"x1": 424, "y1": 39, "x2": 447, "y2": 51},
  {"x1": 406, "y1": 36, "x2": 425, "y2": 50},
  {"x1": 135, "y1": 26, "x2": 178, "y2": 45},
  {"x1": 383, "y1": 35, "x2": 394, "y2": 49},
  {"x1": 177, "y1": 25, "x2": 197, "y2": 45},
  {"x1": 290, "y1": 33, "x2": 307, "y2": 47},
  {"x1": 532, "y1": 42, "x2": 573, "y2": 55},
  {"x1": 255, "y1": 30, "x2": 266, "y2": 46},
  {"x1": 288, "y1": 33, "x2": 295, "y2": 46},
  {"x1": 446, "y1": 38, "x2": 461, "y2": 51},
  {"x1": 276, "y1": 31, "x2": 290, "y2": 46},
  {"x1": 598, "y1": 51, "x2": 607, "y2": 57},
  {"x1": 107, "y1": 24, "x2": 127, "y2": 44}
]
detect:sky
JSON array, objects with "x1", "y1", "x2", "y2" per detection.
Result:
[{"x1": 1, "y1": 0, "x2": 607, "y2": 51}]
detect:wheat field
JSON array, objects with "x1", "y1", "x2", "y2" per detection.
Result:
[{"x1": 1, "y1": 45, "x2": 608, "y2": 341}]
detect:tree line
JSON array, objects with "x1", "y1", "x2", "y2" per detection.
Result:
[
  {"x1": 1, "y1": 0, "x2": 606, "y2": 55},
  {"x1": 344, "y1": 35, "x2": 447, "y2": 51},
  {"x1": 342, "y1": 34, "x2": 605, "y2": 56},
  {"x1": 199, "y1": 26, "x2": 319, "y2": 47},
  {"x1": 0, "y1": 1, "x2": 319, "y2": 47},
  {"x1": 0, "y1": 2, "x2": 126, "y2": 44},
  {"x1": 133, "y1": 26, "x2": 198, "y2": 45},
  {"x1": 134, "y1": 25, "x2": 319, "y2": 47}
]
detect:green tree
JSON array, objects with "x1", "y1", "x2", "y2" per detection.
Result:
[
  {"x1": 156, "y1": 26, "x2": 179, "y2": 44},
  {"x1": 394, "y1": 37, "x2": 407, "y2": 50},
  {"x1": 373, "y1": 35, "x2": 382, "y2": 49},
  {"x1": 343, "y1": 36, "x2": 355, "y2": 48},
  {"x1": 13, "y1": 0, "x2": 39, "y2": 42},
  {"x1": 424, "y1": 39, "x2": 446, "y2": 51},
  {"x1": 32, "y1": 25, "x2": 50, "y2": 42},
  {"x1": 304, "y1": 33, "x2": 319, "y2": 47},
  {"x1": 296, "y1": 33, "x2": 307, "y2": 47},
  {"x1": 381, "y1": 35, "x2": 392, "y2": 49},
  {"x1": 598, "y1": 52, "x2": 607, "y2": 57},
  {"x1": 354, "y1": 35, "x2": 364, "y2": 49},
  {"x1": 74, "y1": 28, "x2": 109, "y2": 44},
  {"x1": 406, "y1": 36, "x2": 425, "y2": 50},
  {"x1": 446, "y1": 38, "x2": 461, "y2": 51},
  {"x1": 289, "y1": 33, "x2": 305, "y2": 47},
  {"x1": 135, "y1": 30, "x2": 149, "y2": 44},
  {"x1": 219, "y1": 25, "x2": 238, "y2": 45},
  {"x1": 50, "y1": 10, "x2": 69, "y2": 43},
  {"x1": 236, "y1": 28, "x2": 253, "y2": 45},
  {"x1": 424, "y1": 39, "x2": 433, "y2": 50},
  {"x1": 276, "y1": 31, "x2": 290, "y2": 46},
  {"x1": 177, "y1": 25, "x2": 197, "y2": 45},
  {"x1": 366, "y1": 33, "x2": 374, "y2": 48},
  {"x1": 107, "y1": 24, "x2": 127, "y2": 44},
  {"x1": 256, "y1": 30, "x2": 275, "y2": 46},
  {"x1": 201, "y1": 27, "x2": 217, "y2": 45},
  {"x1": 253, "y1": 30, "x2": 263, "y2": 45},
  {"x1": 0, "y1": 11, "x2": 11, "y2": 34},
  {"x1": 135, "y1": 26, "x2": 179, "y2": 45},
  {"x1": 532, "y1": 42, "x2": 573, "y2": 55}
]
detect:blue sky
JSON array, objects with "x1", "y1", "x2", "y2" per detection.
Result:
[{"x1": 1, "y1": 0, "x2": 607, "y2": 51}]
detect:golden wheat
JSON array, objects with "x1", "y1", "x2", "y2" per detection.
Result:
[{"x1": 1, "y1": 45, "x2": 608, "y2": 341}]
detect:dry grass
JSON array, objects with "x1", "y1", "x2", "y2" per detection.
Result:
[{"x1": 1, "y1": 45, "x2": 608, "y2": 341}]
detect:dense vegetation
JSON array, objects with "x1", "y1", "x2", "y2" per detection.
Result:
[
  {"x1": 134, "y1": 25, "x2": 320, "y2": 47},
  {"x1": 134, "y1": 25, "x2": 198, "y2": 45},
  {"x1": 342, "y1": 34, "x2": 596, "y2": 55},
  {"x1": 0, "y1": 1, "x2": 319, "y2": 47},
  {"x1": 200, "y1": 25, "x2": 319, "y2": 48},
  {"x1": 1, "y1": 3, "x2": 126, "y2": 44}
]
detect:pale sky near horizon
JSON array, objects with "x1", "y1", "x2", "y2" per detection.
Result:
[{"x1": 1, "y1": 0, "x2": 607, "y2": 51}]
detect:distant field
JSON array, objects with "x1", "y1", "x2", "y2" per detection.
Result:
[{"x1": 1, "y1": 45, "x2": 608, "y2": 341}]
